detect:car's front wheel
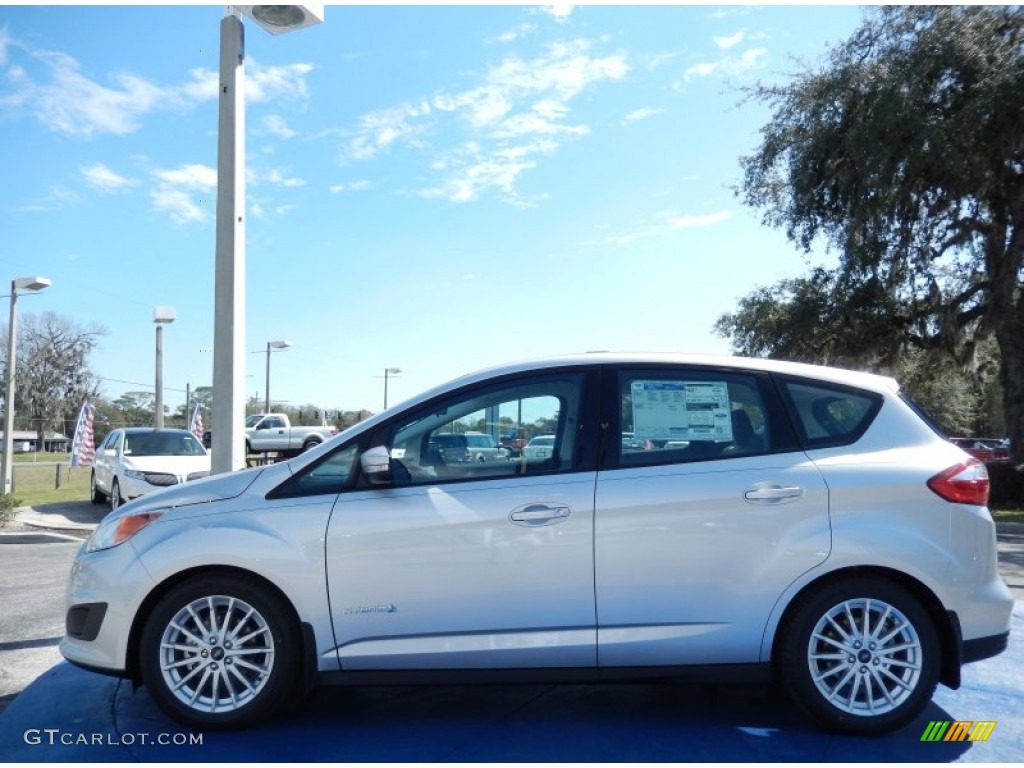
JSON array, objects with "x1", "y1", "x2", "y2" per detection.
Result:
[
  {"x1": 90, "y1": 472, "x2": 107, "y2": 504},
  {"x1": 110, "y1": 479, "x2": 123, "y2": 509},
  {"x1": 139, "y1": 573, "x2": 301, "y2": 729},
  {"x1": 777, "y1": 575, "x2": 939, "y2": 735}
]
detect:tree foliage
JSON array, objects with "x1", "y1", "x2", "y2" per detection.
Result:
[
  {"x1": 0, "y1": 312, "x2": 105, "y2": 448},
  {"x1": 734, "y1": 6, "x2": 1024, "y2": 460}
]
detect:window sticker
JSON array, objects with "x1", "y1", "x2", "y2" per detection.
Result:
[{"x1": 630, "y1": 381, "x2": 733, "y2": 442}]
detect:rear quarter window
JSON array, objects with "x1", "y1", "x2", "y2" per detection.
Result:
[{"x1": 778, "y1": 378, "x2": 883, "y2": 448}]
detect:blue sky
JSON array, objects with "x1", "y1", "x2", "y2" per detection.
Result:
[{"x1": 0, "y1": 4, "x2": 863, "y2": 416}]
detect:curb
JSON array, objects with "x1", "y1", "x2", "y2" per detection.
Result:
[{"x1": 0, "y1": 530, "x2": 83, "y2": 544}]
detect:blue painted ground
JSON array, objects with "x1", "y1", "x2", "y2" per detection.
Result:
[{"x1": 2, "y1": 604, "x2": 1021, "y2": 762}]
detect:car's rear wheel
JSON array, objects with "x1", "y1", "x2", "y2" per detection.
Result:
[
  {"x1": 90, "y1": 472, "x2": 107, "y2": 504},
  {"x1": 777, "y1": 575, "x2": 939, "y2": 735},
  {"x1": 301, "y1": 440, "x2": 319, "y2": 453},
  {"x1": 139, "y1": 574, "x2": 301, "y2": 730},
  {"x1": 110, "y1": 479, "x2": 123, "y2": 509}
]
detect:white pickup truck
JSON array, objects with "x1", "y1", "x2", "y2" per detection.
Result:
[{"x1": 244, "y1": 413, "x2": 337, "y2": 456}]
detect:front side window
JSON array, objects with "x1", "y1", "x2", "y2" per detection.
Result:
[
  {"x1": 618, "y1": 370, "x2": 773, "y2": 466},
  {"x1": 385, "y1": 373, "x2": 585, "y2": 486}
]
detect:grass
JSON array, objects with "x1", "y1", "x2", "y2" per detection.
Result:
[
  {"x1": 10, "y1": 464, "x2": 90, "y2": 507},
  {"x1": 12, "y1": 451, "x2": 72, "y2": 463},
  {"x1": 992, "y1": 508, "x2": 1024, "y2": 524}
]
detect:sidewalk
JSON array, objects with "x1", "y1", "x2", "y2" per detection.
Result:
[{"x1": 14, "y1": 501, "x2": 107, "y2": 533}]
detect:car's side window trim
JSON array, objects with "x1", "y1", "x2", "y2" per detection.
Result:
[
  {"x1": 601, "y1": 364, "x2": 800, "y2": 470},
  {"x1": 774, "y1": 374, "x2": 883, "y2": 449},
  {"x1": 359, "y1": 366, "x2": 600, "y2": 490}
]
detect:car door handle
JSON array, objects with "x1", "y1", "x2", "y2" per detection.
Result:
[
  {"x1": 510, "y1": 504, "x2": 571, "y2": 525},
  {"x1": 744, "y1": 484, "x2": 804, "y2": 503}
]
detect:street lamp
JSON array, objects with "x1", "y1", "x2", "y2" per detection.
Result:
[
  {"x1": 383, "y1": 367, "x2": 401, "y2": 410},
  {"x1": 210, "y1": 4, "x2": 323, "y2": 475},
  {"x1": 264, "y1": 340, "x2": 292, "y2": 413},
  {"x1": 153, "y1": 306, "x2": 176, "y2": 428},
  {"x1": 2, "y1": 276, "x2": 51, "y2": 495}
]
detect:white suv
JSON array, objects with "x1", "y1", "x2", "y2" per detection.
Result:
[{"x1": 61, "y1": 353, "x2": 1012, "y2": 734}]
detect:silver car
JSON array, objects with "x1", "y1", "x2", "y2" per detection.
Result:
[{"x1": 61, "y1": 353, "x2": 1012, "y2": 734}]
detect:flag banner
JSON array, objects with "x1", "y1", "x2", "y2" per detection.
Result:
[
  {"x1": 189, "y1": 405, "x2": 204, "y2": 443},
  {"x1": 70, "y1": 401, "x2": 96, "y2": 467}
]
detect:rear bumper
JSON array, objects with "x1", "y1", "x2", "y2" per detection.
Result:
[{"x1": 963, "y1": 631, "x2": 1009, "y2": 665}]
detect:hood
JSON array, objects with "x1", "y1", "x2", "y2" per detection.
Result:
[{"x1": 114, "y1": 465, "x2": 264, "y2": 517}]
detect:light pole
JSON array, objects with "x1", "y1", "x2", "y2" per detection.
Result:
[
  {"x1": 383, "y1": 367, "x2": 401, "y2": 410},
  {"x1": 264, "y1": 340, "x2": 292, "y2": 413},
  {"x1": 210, "y1": 4, "x2": 323, "y2": 475},
  {"x1": 153, "y1": 306, "x2": 176, "y2": 428},
  {"x1": 2, "y1": 276, "x2": 51, "y2": 495}
]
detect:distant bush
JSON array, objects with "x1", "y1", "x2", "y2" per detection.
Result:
[
  {"x1": 0, "y1": 492, "x2": 23, "y2": 526},
  {"x1": 988, "y1": 463, "x2": 1024, "y2": 508}
]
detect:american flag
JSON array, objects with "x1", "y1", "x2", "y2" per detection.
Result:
[
  {"x1": 189, "y1": 404, "x2": 203, "y2": 443},
  {"x1": 70, "y1": 402, "x2": 96, "y2": 467}
]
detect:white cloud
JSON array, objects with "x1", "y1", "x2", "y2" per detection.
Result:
[
  {"x1": 150, "y1": 164, "x2": 216, "y2": 224},
  {"x1": 622, "y1": 107, "x2": 664, "y2": 125},
  {"x1": 0, "y1": 26, "x2": 13, "y2": 66},
  {"x1": 263, "y1": 114, "x2": 297, "y2": 139},
  {"x1": 81, "y1": 163, "x2": 138, "y2": 193},
  {"x1": 537, "y1": 4, "x2": 574, "y2": 23},
  {"x1": 492, "y1": 23, "x2": 536, "y2": 44},
  {"x1": 1, "y1": 41, "x2": 314, "y2": 136},
  {"x1": 342, "y1": 38, "x2": 627, "y2": 204},
  {"x1": 669, "y1": 211, "x2": 731, "y2": 229},
  {"x1": 329, "y1": 180, "x2": 372, "y2": 193},
  {"x1": 714, "y1": 31, "x2": 745, "y2": 50},
  {"x1": 683, "y1": 48, "x2": 768, "y2": 83},
  {"x1": 261, "y1": 168, "x2": 306, "y2": 188},
  {"x1": 19, "y1": 184, "x2": 80, "y2": 212}
]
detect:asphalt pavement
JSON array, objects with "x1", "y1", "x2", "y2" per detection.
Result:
[{"x1": 1, "y1": 502, "x2": 1022, "y2": 761}]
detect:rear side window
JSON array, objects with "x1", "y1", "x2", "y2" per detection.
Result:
[
  {"x1": 617, "y1": 371, "x2": 777, "y2": 466},
  {"x1": 779, "y1": 378, "x2": 882, "y2": 448}
]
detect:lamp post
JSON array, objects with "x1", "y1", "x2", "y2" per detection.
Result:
[
  {"x1": 210, "y1": 4, "x2": 323, "y2": 475},
  {"x1": 383, "y1": 367, "x2": 401, "y2": 410},
  {"x1": 153, "y1": 306, "x2": 176, "y2": 428},
  {"x1": 264, "y1": 340, "x2": 292, "y2": 413},
  {"x1": 2, "y1": 276, "x2": 51, "y2": 495}
]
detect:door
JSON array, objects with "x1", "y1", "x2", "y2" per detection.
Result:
[
  {"x1": 93, "y1": 430, "x2": 122, "y2": 493},
  {"x1": 250, "y1": 416, "x2": 287, "y2": 451},
  {"x1": 594, "y1": 367, "x2": 831, "y2": 667},
  {"x1": 324, "y1": 370, "x2": 599, "y2": 670}
]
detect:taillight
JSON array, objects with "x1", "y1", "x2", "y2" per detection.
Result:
[{"x1": 927, "y1": 459, "x2": 990, "y2": 505}]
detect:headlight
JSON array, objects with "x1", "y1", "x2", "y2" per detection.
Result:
[
  {"x1": 86, "y1": 510, "x2": 166, "y2": 553},
  {"x1": 123, "y1": 469, "x2": 147, "y2": 480}
]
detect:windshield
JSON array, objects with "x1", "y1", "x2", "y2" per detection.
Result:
[
  {"x1": 124, "y1": 432, "x2": 207, "y2": 457},
  {"x1": 245, "y1": 415, "x2": 263, "y2": 428}
]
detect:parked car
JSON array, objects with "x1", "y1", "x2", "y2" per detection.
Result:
[
  {"x1": 90, "y1": 428, "x2": 210, "y2": 509},
  {"x1": 429, "y1": 432, "x2": 509, "y2": 463},
  {"x1": 522, "y1": 434, "x2": 555, "y2": 460},
  {"x1": 62, "y1": 353, "x2": 1012, "y2": 734},
  {"x1": 949, "y1": 437, "x2": 1010, "y2": 462},
  {"x1": 245, "y1": 413, "x2": 337, "y2": 456},
  {"x1": 500, "y1": 430, "x2": 527, "y2": 456}
]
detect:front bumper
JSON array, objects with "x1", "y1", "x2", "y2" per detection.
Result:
[{"x1": 58, "y1": 539, "x2": 155, "y2": 674}]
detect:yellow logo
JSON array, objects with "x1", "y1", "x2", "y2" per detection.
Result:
[{"x1": 920, "y1": 720, "x2": 996, "y2": 742}]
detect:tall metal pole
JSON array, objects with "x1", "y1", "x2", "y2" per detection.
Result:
[
  {"x1": 155, "y1": 323, "x2": 165, "y2": 428},
  {"x1": 2, "y1": 281, "x2": 19, "y2": 495},
  {"x1": 211, "y1": 11, "x2": 246, "y2": 474},
  {"x1": 383, "y1": 368, "x2": 389, "y2": 410},
  {"x1": 265, "y1": 342, "x2": 271, "y2": 413}
]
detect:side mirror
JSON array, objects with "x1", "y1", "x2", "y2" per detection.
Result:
[
  {"x1": 360, "y1": 446, "x2": 393, "y2": 485},
  {"x1": 103, "y1": 448, "x2": 117, "y2": 457}
]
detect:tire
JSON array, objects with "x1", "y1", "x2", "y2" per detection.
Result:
[
  {"x1": 139, "y1": 573, "x2": 302, "y2": 730},
  {"x1": 90, "y1": 472, "x2": 107, "y2": 504},
  {"x1": 301, "y1": 440, "x2": 320, "y2": 453},
  {"x1": 776, "y1": 575, "x2": 939, "y2": 735},
  {"x1": 110, "y1": 479, "x2": 123, "y2": 509}
]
